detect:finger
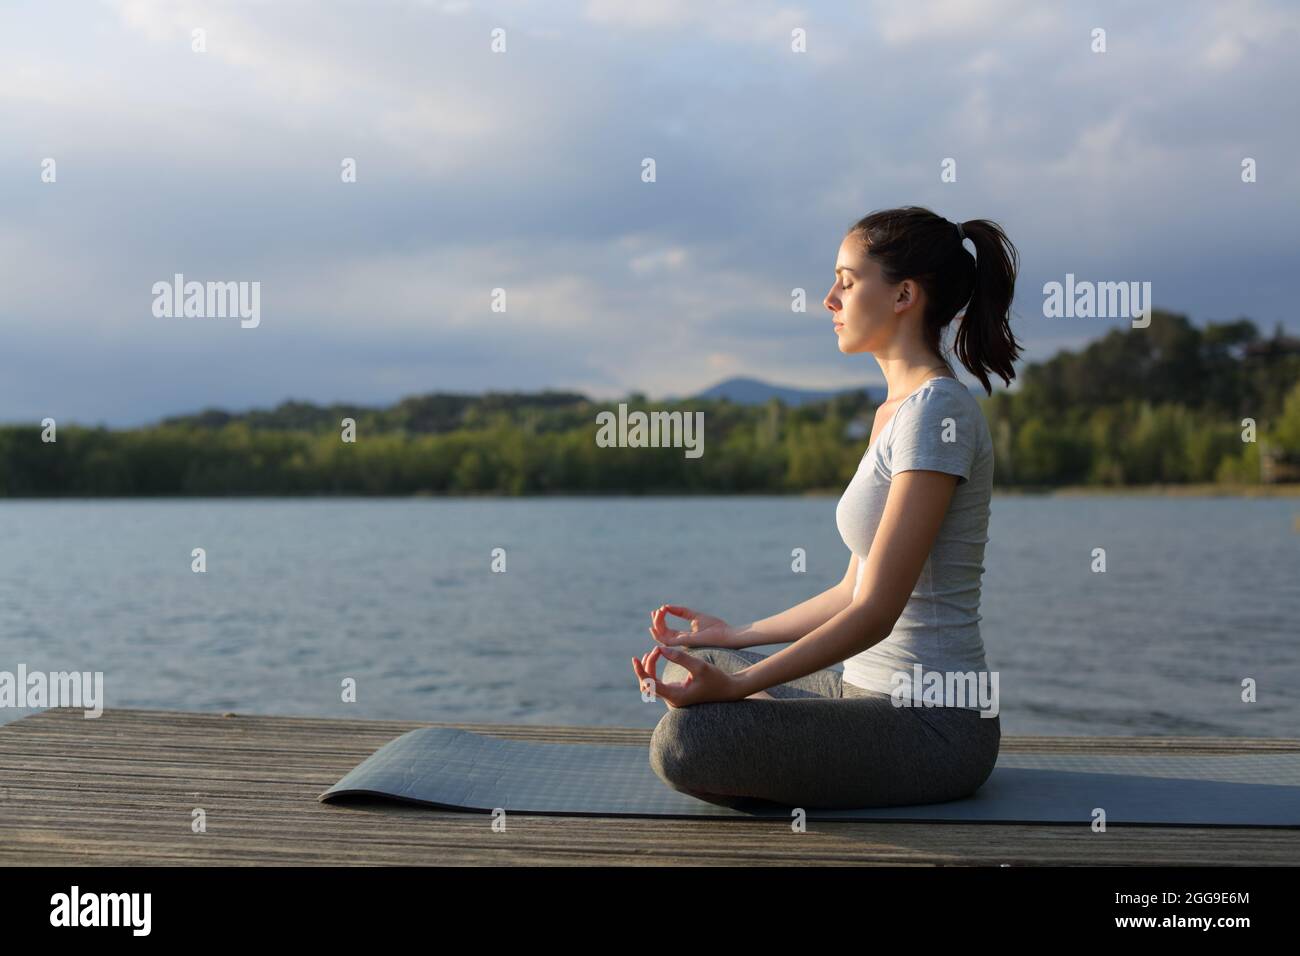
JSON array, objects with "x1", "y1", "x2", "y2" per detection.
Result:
[
  {"x1": 663, "y1": 604, "x2": 699, "y2": 626},
  {"x1": 651, "y1": 607, "x2": 680, "y2": 638},
  {"x1": 650, "y1": 618, "x2": 685, "y2": 642},
  {"x1": 650, "y1": 627, "x2": 683, "y2": 647},
  {"x1": 659, "y1": 646, "x2": 703, "y2": 677},
  {"x1": 632, "y1": 658, "x2": 653, "y2": 695}
]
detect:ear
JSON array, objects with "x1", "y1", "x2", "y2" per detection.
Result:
[{"x1": 893, "y1": 279, "x2": 916, "y2": 314}]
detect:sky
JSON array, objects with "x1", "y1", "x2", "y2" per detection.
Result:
[{"x1": 2, "y1": 0, "x2": 1297, "y2": 427}]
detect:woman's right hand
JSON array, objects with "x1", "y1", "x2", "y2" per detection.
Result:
[{"x1": 649, "y1": 604, "x2": 737, "y2": 649}]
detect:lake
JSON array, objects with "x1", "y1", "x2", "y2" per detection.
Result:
[{"x1": 1, "y1": 496, "x2": 1296, "y2": 737}]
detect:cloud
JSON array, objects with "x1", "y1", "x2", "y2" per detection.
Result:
[
  {"x1": 872, "y1": 0, "x2": 1062, "y2": 45},
  {"x1": 582, "y1": 0, "x2": 810, "y2": 45},
  {"x1": 0, "y1": 0, "x2": 1297, "y2": 425}
]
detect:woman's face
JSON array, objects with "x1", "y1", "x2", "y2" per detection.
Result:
[{"x1": 823, "y1": 234, "x2": 903, "y2": 355}]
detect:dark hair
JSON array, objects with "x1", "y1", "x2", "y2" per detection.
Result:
[{"x1": 847, "y1": 205, "x2": 1022, "y2": 395}]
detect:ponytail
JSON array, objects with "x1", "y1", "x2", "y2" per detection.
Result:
[{"x1": 952, "y1": 218, "x2": 1022, "y2": 395}]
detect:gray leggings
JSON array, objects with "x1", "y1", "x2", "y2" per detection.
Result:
[{"x1": 650, "y1": 645, "x2": 1000, "y2": 810}]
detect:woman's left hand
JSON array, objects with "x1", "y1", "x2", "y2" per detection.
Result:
[{"x1": 632, "y1": 645, "x2": 744, "y2": 708}]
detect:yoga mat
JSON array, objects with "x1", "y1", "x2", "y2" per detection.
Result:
[{"x1": 319, "y1": 726, "x2": 1300, "y2": 827}]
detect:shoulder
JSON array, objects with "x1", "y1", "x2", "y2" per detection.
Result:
[
  {"x1": 885, "y1": 380, "x2": 983, "y2": 481},
  {"x1": 892, "y1": 380, "x2": 980, "y2": 436}
]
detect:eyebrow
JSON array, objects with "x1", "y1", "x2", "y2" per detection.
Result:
[{"x1": 835, "y1": 265, "x2": 858, "y2": 275}]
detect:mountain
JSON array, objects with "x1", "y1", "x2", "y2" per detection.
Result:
[{"x1": 691, "y1": 376, "x2": 884, "y2": 406}]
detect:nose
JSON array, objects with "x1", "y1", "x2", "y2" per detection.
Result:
[{"x1": 824, "y1": 287, "x2": 840, "y2": 313}]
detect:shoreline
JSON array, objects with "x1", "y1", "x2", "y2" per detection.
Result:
[
  {"x1": 995, "y1": 483, "x2": 1300, "y2": 498},
  {"x1": 0, "y1": 483, "x2": 1298, "y2": 501}
]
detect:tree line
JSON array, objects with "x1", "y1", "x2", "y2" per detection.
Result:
[{"x1": 2, "y1": 311, "x2": 1297, "y2": 496}]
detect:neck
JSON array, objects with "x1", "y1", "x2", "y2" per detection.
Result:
[{"x1": 874, "y1": 355, "x2": 954, "y2": 401}]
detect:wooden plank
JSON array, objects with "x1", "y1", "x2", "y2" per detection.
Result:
[{"x1": 0, "y1": 708, "x2": 1296, "y2": 866}]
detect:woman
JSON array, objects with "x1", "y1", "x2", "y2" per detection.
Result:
[{"x1": 631, "y1": 206, "x2": 1022, "y2": 810}]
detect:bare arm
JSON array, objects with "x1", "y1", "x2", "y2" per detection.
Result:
[
  {"x1": 727, "y1": 552, "x2": 859, "y2": 648},
  {"x1": 730, "y1": 469, "x2": 957, "y2": 693}
]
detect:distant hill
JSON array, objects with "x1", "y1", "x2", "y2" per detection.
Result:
[
  {"x1": 691, "y1": 376, "x2": 884, "y2": 406},
  {"x1": 156, "y1": 380, "x2": 885, "y2": 433},
  {"x1": 158, "y1": 390, "x2": 593, "y2": 433},
  {"x1": 154, "y1": 378, "x2": 914, "y2": 434}
]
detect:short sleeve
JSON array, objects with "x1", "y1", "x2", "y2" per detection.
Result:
[{"x1": 886, "y1": 385, "x2": 977, "y2": 484}]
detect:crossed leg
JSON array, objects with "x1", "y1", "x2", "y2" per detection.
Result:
[{"x1": 649, "y1": 645, "x2": 1000, "y2": 810}]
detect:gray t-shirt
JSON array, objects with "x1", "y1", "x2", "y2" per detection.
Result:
[{"x1": 834, "y1": 376, "x2": 993, "y2": 709}]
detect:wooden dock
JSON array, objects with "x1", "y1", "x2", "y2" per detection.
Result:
[{"x1": 1, "y1": 708, "x2": 1297, "y2": 865}]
